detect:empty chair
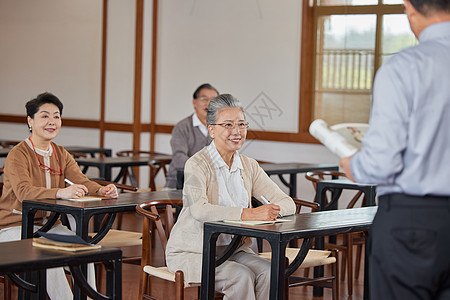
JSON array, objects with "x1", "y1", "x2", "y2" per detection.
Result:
[
  {"x1": 0, "y1": 140, "x2": 20, "y2": 148},
  {"x1": 136, "y1": 199, "x2": 224, "y2": 300},
  {"x1": 88, "y1": 180, "x2": 142, "y2": 291}
]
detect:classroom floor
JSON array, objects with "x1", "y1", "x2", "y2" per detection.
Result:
[{"x1": 1, "y1": 211, "x2": 366, "y2": 300}]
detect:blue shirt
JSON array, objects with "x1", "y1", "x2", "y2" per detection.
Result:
[{"x1": 350, "y1": 21, "x2": 450, "y2": 196}]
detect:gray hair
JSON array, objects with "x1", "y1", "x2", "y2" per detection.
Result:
[{"x1": 206, "y1": 94, "x2": 245, "y2": 126}]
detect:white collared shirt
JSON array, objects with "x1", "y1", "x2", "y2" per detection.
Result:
[
  {"x1": 207, "y1": 141, "x2": 249, "y2": 245},
  {"x1": 192, "y1": 112, "x2": 208, "y2": 136}
]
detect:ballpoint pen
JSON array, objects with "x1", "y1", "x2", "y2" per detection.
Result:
[
  {"x1": 261, "y1": 195, "x2": 282, "y2": 218},
  {"x1": 260, "y1": 195, "x2": 270, "y2": 204},
  {"x1": 64, "y1": 178, "x2": 87, "y2": 195}
]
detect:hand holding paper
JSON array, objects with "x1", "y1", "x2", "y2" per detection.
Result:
[{"x1": 309, "y1": 119, "x2": 368, "y2": 158}]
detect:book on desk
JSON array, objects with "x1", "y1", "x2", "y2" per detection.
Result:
[{"x1": 33, "y1": 232, "x2": 101, "y2": 252}]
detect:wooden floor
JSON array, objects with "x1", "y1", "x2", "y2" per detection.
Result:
[{"x1": 1, "y1": 211, "x2": 366, "y2": 300}]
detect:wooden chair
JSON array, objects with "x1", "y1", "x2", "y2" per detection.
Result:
[
  {"x1": 67, "y1": 151, "x2": 88, "y2": 158},
  {"x1": 258, "y1": 198, "x2": 339, "y2": 300},
  {"x1": 136, "y1": 198, "x2": 338, "y2": 300},
  {"x1": 88, "y1": 180, "x2": 142, "y2": 291},
  {"x1": 136, "y1": 199, "x2": 224, "y2": 300},
  {"x1": 305, "y1": 170, "x2": 366, "y2": 296},
  {"x1": 116, "y1": 150, "x2": 171, "y2": 191},
  {"x1": 0, "y1": 140, "x2": 20, "y2": 148}
]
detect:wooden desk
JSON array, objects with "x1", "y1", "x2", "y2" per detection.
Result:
[
  {"x1": 316, "y1": 178, "x2": 377, "y2": 210},
  {"x1": 201, "y1": 206, "x2": 377, "y2": 300},
  {"x1": 65, "y1": 146, "x2": 112, "y2": 157},
  {"x1": 0, "y1": 148, "x2": 10, "y2": 158},
  {"x1": 0, "y1": 146, "x2": 112, "y2": 159},
  {"x1": 0, "y1": 239, "x2": 121, "y2": 300},
  {"x1": 75, "y1": 155, "x2": 172, "y2": 185},
  {"x1": 260, "y1": 163, "x2": 339, "y2": 197},
  {"x1": 21, "y1": 190, "x2": 183, "y2": 243},
  {"x1": 176, "y1": 163, "x2": 339, "y2": 197}
]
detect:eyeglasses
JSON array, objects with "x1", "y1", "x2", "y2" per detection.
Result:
[
  {"x1": 211, "y1": 122, "x2": 249, "y2": 130},
  {"x1": 197, "y1": 96, "x2": 215, "y2": 103},
  {"x1": 28, "y1": 137, "x2": 63, "y2": 175}
]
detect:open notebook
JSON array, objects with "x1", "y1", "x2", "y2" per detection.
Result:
[
  {"x1": 223, "y1": 219, "x2": 292, "y2": 226},
  {"x1": 61, "y1": 195, "x2": 104, "y2": 201}
]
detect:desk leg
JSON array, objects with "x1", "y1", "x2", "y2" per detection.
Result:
[
  {"x1": 201, "y1": 230, "x2": 218, "y2": 300},
  {"x1": 75, "y1": 212, "x2": 90, "y2": 300},
  {"x1": 21, "y1": 206, "x2": 37, "y2": 239},
  {"x1": 289, "y1": 174, "x2": 296, "y2": 198},
  {"x1": 313, "y1": 236, "x2": 325, "y2": 297},
  {"x1": 106, "y1": 258, "x2": 122, "y2": 299},
  {"x1": 268, "y1": 239, "x2": 288, "y2": 300}
]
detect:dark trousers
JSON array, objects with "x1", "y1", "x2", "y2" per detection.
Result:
[{"x1": 369, "y1": 193, "x2": 450, "y2": 300}]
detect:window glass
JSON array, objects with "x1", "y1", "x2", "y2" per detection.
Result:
[
  {"x1": 383, "y1": 0, "x2": 403, "y2": 4},
  {"x1": 317, "y1": 0, "x2": 377, "y2": 5},
  {"x1": 381, "y1": 14, "x2": 417, "y2": 63},
  {"x1": 314, "y1": 15, "x2": 376, "y2": 125}
]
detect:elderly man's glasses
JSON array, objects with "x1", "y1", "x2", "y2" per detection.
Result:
[
  {"x1": 197, "y1": 96, "x2": 215, "y2": 102},
  {"x1": 211, "y1": 122, "x2": 249, "y2": 130}
]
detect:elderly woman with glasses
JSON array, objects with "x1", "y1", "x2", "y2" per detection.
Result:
[
  {"x1": 166, "y1": 94, "x2": 296, "y2": 299},
  {"x1": 0, "y1": 92, "x2": 118, "y2": 299}
]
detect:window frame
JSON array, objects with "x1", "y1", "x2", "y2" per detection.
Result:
[{"x1": 297, "y1": 1, "x2": 405, "y2": 142}]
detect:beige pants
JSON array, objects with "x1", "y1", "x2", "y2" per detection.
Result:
[
  {"x1": 215, "y1": 250, "x2": 271, "y2": 300},
  {"x1": 0, "y1": 224, "x2": 96, "y2": 300}
]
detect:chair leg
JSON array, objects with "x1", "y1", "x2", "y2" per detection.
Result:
[
  {"x1": 331, "y1": 250, "x2": 339, "y2": 300},
  {"x1": 340, "y1": 248, "x2": 347, "y2": 282},
  {"x1": 95, "y1": 262, "x2": 105, "y2": 294},
  {"x1": 138, "y1": 271, "x2": 149, "y2": 300},
  {"x1": 4, "y1": 277, "x2": 12, "y2": 300},
  {"x1": 175, "y1": 271, "x2": 184, "y2": 300},
  {"x1": 284, "y1": 257, "x2": 289, "y2": 300},
  {"x1": 355, "y1": 242, "x2": 363, "y2": 280}
]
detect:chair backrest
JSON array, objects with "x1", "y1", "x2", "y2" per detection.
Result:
[
  {"x1": 305, "y1": 170, "x2": 365, "y2": 208},
  {"x1": 0, "y1": 140, "x2": 20, "y2": 148},
  {"x1": 136, "y1": 199, "x2": 183, "y2": 265},
  {"x1": 68, "y1": 151, "x2": 88, "y2": 158},
  {"x1": 292, "y1": 197, "x2": 320, "y2": 214},
  {"x1": 116, "y1": 150, "x2": 167, "y2": 157},
  {"x1": 92, "y1": 179, "x2": 138, "y2": 192}
]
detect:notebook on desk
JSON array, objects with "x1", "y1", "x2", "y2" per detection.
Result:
[
  {"x1": 223, "y1": 219, "x2": 292, "y2": 226},
  {"x1": 61, "y1": 195, "x2": 105, "y2": 201},
  {"x1": 33, "y1": 232, "x2": 101, "y2": 252}
]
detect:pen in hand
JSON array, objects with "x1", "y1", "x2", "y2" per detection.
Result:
[
  {"x1": 261, "y1": 195, "x2": 282, "y2": 218},
  {"x1": 64, "y1": 178, "x2": 88, "y2": 195}
]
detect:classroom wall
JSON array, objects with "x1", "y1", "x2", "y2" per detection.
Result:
[{"x1": 0, "y1": 0, "x2": 344, "y2": 203}]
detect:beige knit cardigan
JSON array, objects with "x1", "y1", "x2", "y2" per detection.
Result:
[{"x1": 165, "y1": 147, "x2": 296, "y2": 283}]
